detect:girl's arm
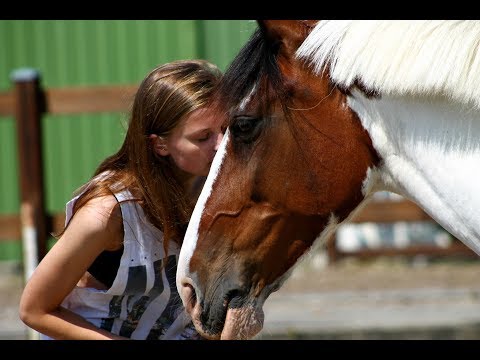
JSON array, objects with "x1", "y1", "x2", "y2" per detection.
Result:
[{"x1": 19, "y1": 195, "x2": 127, "y2": 340}]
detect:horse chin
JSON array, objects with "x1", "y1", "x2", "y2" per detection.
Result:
[
  {"x1": 220, "y1": 306, "x2": 265, "y2": 340},
  {"x1": 190, "y1": 301, "x2": 265, "y2": 340}
]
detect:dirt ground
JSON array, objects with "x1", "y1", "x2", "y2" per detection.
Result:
[
  {"x1": 2, "y1": 252, "x2": 480, "y2": 340},
  {"x1": 281, "y1": 252, "x2": 480, "y2": 292},
  {"x1": 257, "y1": 252, "x2": 480, "y2": 339},
  {"x1": 0, "y1": 261, "x2": 27, "y2": 339}
]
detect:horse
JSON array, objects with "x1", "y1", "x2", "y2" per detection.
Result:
[{"x1": 176, "y1": 20, "x2": 480, "y2": 340}]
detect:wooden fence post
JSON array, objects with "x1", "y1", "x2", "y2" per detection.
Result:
[{"x1": 11, "y1": 68, "x2": 48, "y2": 285}]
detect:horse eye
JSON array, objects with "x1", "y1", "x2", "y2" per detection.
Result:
[
  {"x1": 232, "y1": 116, "x2": 254, "y2": 133},
  {"x1": 230, "y1": 116, "x2": 260, "y2": 142}
]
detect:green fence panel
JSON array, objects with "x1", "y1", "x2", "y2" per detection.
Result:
[{"x1": 0, "y1": 20, "x2": 255, "y2": 261}]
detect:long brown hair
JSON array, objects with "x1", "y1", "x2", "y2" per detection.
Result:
[{"x1": 60, "y1": 59, "x2": 222, "y2": 252}]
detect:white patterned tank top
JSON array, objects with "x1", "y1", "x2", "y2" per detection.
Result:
[{"x1": 42, "y1": 186, "x2": 200, "y2": 340}]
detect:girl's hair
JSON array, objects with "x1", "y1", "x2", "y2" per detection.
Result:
[{"x1": 59, "y1": 59, "x2": 223, "y2": 252}]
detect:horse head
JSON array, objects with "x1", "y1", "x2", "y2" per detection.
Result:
[
  {"x1": 176, "y1": 20, "x2": 380, "y2": 339},
  {"x1": 177, "y1": 20, "x2": 480, "y2": 340}
]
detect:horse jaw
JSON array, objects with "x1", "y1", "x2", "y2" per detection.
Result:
[{"x1": 219, "y1": 214, "x2": 342, "y2": 340}]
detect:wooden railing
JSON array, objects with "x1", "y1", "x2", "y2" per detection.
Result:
[
  {"x1": 326, "y1": 200, "x2": 476, "y2": 262},
  {"x1": 0, "y1": 68, "x2": 137, "y2": 278},
  {"x1": 0, "y1": 68, "x2": 477, "y2": 271}
]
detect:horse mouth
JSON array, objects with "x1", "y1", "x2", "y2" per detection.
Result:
[
  {"x1": 182, "y1": 282, "x2": 265, "y2": 340},
  {"x1": 219, "y1": 303, "x2": 264, "y2": 340}
]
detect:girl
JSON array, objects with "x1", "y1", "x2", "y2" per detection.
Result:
[{"x1": 19, "y1": 59, "x2": 226, "y2": 340}]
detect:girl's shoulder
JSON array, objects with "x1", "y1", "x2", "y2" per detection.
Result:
[
  {"x1": 69, "y1": 194, "x2": 124, "y2": 251},
  {"x1": 83, "y1": 194, "x2": 120, "y2": 216}
]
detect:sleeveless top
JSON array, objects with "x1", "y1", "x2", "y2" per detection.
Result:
[{"x1": 42, "y1": 180, "x2": 200, "y2": 340}]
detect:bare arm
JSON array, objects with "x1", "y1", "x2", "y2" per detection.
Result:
[{"x1": 19, "y1": 195, "x2": 128, "y2": 340}]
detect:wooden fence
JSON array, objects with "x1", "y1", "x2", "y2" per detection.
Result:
[
  {"x1": 326, "y1": 200, "x2": 477, "y2": 262},
  {"x1": 0, "y1": 68, "x2": 476, "y2": 273},
  {"x1": 0, "y1": 69, "x2": 137, "y2": 278}
]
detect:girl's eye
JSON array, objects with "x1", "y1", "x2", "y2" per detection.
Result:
[{"x1": 197, "y1": 133, "x2": 211, "y2": 142}]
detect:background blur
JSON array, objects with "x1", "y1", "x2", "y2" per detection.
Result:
[{"x1": 0, "y1": 20, "x2": 256, "y2": 261}]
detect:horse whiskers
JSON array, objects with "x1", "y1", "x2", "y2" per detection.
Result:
[{"x1": 286, "y1": 85, "x2": 336, "y2": 111}]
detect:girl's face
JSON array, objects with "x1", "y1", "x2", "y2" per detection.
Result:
[{"x1": 160, "y1": 107, "x2": 226, "y2": 177}]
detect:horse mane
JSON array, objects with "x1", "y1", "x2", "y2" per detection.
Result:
[{"x1": 297, "y1": 20, "x2": 480, "y2": 109}]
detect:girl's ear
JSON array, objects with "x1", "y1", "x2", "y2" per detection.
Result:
[{"x1": 149, "y1": 134, "x2": 169, "y2": 157}]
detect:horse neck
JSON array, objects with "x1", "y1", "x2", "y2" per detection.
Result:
[{"x1": 349, "y1": 90, "x2": 480, "y2": 255}]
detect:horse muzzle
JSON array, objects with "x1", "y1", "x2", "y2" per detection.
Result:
[{"x1": 179, "y1": 278, "x2": 265, "y2": 340}]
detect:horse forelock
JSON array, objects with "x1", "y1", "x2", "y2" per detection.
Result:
[
  {"x1": 296, "y1": 20, "x2": 480, "y2": 110},
  {"x1": 219, "y1": 27, "x2": 291, "y2": 118}
]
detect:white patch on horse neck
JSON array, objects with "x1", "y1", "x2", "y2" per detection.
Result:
[
  {"x1": 347, "y1": 90, "x2": 480, "y2": 255},
  {"x1": 297, "y1": 20, "x2": 480, "y2": 110},
  {"x1": 176, "y1": 129, "x2": 230, "y2": 295}
]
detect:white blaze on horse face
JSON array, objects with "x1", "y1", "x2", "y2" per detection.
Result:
[
  {"x1": 347, "y1": 89, "x2": 480, "y2": 255},
  {"x1": 176, "y1": 85, "x2": 258, "y2": 303},
  {"x1": 176, "y1": 129, "x2": 230, "y2": 300}
]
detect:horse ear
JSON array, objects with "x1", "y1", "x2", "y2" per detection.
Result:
[{"x1": 258, "y1": 20, "x2": 318, "y2": 57}]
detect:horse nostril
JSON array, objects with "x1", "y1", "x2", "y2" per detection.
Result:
[
  {"x1": 225, "y1": 288, "x2": 246, "y2": 309},
  {"x1": 182, "y1": 283, "x2": 197, "y2": 314}
]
